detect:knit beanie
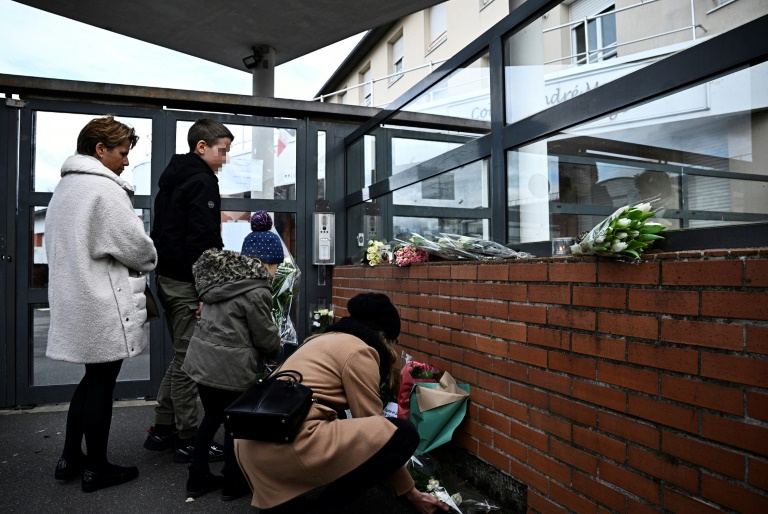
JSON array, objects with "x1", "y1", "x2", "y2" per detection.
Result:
[
  {"x1": 347, "y1": 293, "x2": 401, "y2": 340},
  {"x1": 240, "y1": 211, "x2": 285, "y2": 264}
]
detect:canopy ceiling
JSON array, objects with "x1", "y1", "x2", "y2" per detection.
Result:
[{"x1": 14, "y1": 0, "x2": 445, "y2": 68}]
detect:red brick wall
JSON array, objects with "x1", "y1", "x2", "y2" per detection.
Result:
[{"x1": 332, "y1": 249, "x2": 768, "y2": 513}]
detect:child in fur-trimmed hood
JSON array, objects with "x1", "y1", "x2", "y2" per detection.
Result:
[{"x1": 182, "y1": 212, "x2": 284, "y2": 501}]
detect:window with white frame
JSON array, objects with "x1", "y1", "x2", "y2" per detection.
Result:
[
  {"x1": 390, "y1": 36, "x2": 404, "y2": 84},
  {"x1": 708, "y1": 0, "x2": 739, "y2": 14},
  {"x1": 571, "y1": 2, "x2": 617, "y2": 65},
  {"x1": 428, "y1": 2, "x2": 447, "y2": 52},
  {"x1": 360, "y1": 67, "x2": 372, "y2": 106}
]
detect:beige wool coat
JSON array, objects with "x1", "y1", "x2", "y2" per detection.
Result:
[{"x1": 235, "y1": 332, "x2": 415, "y2": 509}]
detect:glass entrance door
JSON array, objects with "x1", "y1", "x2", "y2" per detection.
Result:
[
  {"x1": 14, "y1": 102, "x2": 164, "y2": 405},
  {"x1": 5, "y1": 99, "x2": 333, "y2": 407}
]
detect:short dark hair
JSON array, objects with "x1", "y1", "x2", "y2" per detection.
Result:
[
  {"x1": 76, "y1": 115, "x2": 138, "y2": 156},
  {"x1": 187, "y1": 119, "x2": 234, "y2": 152}
]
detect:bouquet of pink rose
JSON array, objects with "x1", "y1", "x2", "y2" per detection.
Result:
[{"x1": 394, "y1": 244, "x2": 429, "y2": 267}]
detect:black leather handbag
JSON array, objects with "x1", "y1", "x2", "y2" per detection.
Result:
[{"x1": 225, "y1": 369, "x2": 314, "y2": 443}]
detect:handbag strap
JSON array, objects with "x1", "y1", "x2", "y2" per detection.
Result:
[{"x1": 268, "y1": 369, "x2": 303, "y2": 384}]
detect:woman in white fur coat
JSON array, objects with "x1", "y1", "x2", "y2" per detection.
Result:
[{"x1": 46, "y1": 116, "x2": 157, "y2": 493}]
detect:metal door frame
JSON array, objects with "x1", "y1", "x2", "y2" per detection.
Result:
[
  {"x1": 1, "y1": 102, "x2": 20, "y2": 406},
  {"x1": 8, "y1": 100, "x2": 340, "y2": 406},
  {"x1": 14, "y1": 100, "x2": 166, "y2": 405}
]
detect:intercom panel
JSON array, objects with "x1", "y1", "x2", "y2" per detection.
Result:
[{"x1": 313, "y1": 212, "x2": 335, "y2": 265}]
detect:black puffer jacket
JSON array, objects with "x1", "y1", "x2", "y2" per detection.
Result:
[
  {"x1": 183, "y1": 249, "x2": 281, "y2": 391},
  {"x1": 151, "y1": 153, "x2": 223, "y2": 283}
]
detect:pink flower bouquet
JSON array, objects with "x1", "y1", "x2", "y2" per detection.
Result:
[{"x1": 394, "y1": 244, "x2": 429, "y2": 267}]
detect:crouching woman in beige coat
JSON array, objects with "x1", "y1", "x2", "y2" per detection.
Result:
[{"x1": 235, "y1": 293, "x2": 448, "y2": 514}]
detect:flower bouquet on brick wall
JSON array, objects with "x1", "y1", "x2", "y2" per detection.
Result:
[
  {"x1": 397, "y1": 233, "x2": 533, "y2": 262},
  {"x1": 571, "y1": 201, "x2": 666, "y2": 259},
  {"x1": 393, "y1": 243, "x2": 430, "y2": 267},
  {"x1": 361, "y1": 237, "x2": 392, "y2": 266},
  {"x1": 438, "y1": 233, "x2": 533, "y2": 260}
]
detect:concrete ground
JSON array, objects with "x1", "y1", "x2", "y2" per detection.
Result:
[{"x1": 0, "y1": 400, "x2": 419, "y2": 514}]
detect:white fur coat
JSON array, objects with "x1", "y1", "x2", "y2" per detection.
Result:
[{"x1": 45, "y1": 154, "x2": 157, "y2": 363}]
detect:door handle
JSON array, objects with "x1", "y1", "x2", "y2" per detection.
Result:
[{"x1": 1, "y1": 255, "x2": 10, "y2": 262}]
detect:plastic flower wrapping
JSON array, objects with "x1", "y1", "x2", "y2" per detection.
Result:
[
  {"x1": 439, "y1": 233, "x2": 533, "y2": 260},
  {"x1": 408, "y1": 454, "x2": 500, "y2": 513},
  {"x1": 397, "y1": 233, "x2": 534, "y2": 261},
  {"x1": 270, "y1": 248, "x2": 301, "y2": 346},
  {"x1": 571, "y1": 201, "x2": 666, "y2": 259}
]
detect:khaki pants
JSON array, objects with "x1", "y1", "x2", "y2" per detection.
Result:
[{"x1": 153, "y1": 275, "x2": 199, "y2": 440}]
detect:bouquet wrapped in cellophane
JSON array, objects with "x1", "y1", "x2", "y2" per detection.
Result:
[
  {"x1": 400, "y1": 233, "x2": 477, "y2": 261},
  {"x1": 271, "y1": 248, "x2": 301, "y2": 346},
  {"x1": 571, "y1": 201, "x2": 666, "y2": 259},
  {"x1": 439, "y1": 233, "x2": 534, "y2": 260}
]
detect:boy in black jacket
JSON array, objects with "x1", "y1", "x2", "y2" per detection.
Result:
[{"x1": 145, "y1": 119, "x2": 234, "y2": 463}]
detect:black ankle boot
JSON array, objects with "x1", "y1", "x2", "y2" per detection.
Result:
[
  {"x1": 221, "y1": 476, "x2": 250, "y2": 501},
  {"x1": 186, "y1": 468, "x2": 223, "y2": 498}
]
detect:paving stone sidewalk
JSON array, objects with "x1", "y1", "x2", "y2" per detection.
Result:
[{"x1": 0, "y1": 401, "x2": 417, "y2": 514}]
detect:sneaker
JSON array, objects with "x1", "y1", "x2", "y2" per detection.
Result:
[
  {"x1": 174, "y1": 441, "x2": 225, "y2": 464},
  {"x1": 143, "y1": 424, "x2": 177, "y2": 451}
]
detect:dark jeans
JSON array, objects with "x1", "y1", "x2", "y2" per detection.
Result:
[
  {"x1": 261, "y1": 417, "x2": 419, "y2": 514},
  {"x1": 191, "y1": 383, "x2": 244, "y2": 481},
  {"x1": 62, "y1": 359, "x2": 124, "y2": 472}
]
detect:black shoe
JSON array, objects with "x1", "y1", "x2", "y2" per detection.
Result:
[
  {"x1": 186, "y1": 468, "x2": 224, "y2": 498},
  {"x1": 174, "y1": 441, "x2": 225, "y2": 464},
  {"x1": 221, "y1": 478, "x2": 250, "y2": 501},
  {"x1": 143, "y1": 424, "x2": 177, "y2": 451},
  {"x1": 81, "y1": 464, "x2": 139, "y2": 493},
  {"x1": 54, "y1": 457, "x2": 83, "y2": 481}
]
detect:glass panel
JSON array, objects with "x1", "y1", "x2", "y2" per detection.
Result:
[
  {"x1": 506, "y1": 60, "x2": 768, "y2": 243},
  {"x1": 506, "y1": 2, "x2": 768, "y2": 124},
  {"x1": 402, "y1": 53, "x2": 490, "y2": 123},
  {"x1": 394, "y1": 217, "x2": 490, "y2": 241},
  {"x1": 31, "y1": 304, "x2": 149, "y2": 386},
  {"x1": 219, "y1": 210, "x2": 297, "y2": 259},
  {"x1": 33, "y1": 112, "x2": 153, "y2": 193},
  {"x1": 31, "y1": 207, "x2": 151, "y2": 289},
  {"x1": 175, "y1": 122, "x2": 297, "y2": 201},
  {"x1": 344, "y1": 134, "x2": 375, "y2": 196},
  {"x1": 393, "y1": 154, "x2": 489, "y2": 210},
  {"x1": 364, "y1": 135, "x2": 376, "y2": 187},
  {"x1": 317, "y1": 131, "x2": 327, "y2": 200}
]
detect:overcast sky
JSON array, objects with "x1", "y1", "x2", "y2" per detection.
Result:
[{"x1": 0, "y1": 0, "x2": 363, "y2": 100}]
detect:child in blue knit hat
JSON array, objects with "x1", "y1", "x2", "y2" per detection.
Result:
[
  {"x1": 241, "y1": 211, "x2": 285, "y2": 264},
  {"x1": 180, "y1": 210, "x2": 284, "y2": 501}
]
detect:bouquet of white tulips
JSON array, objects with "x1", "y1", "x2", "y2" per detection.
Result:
[{"x1": 571, "y1": 202, "x2": 666, "y2": 259}]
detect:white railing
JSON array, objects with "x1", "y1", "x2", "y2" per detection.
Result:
[
  {"x1": 542, "y1": 0, "x2": 702, "y2": 66},
  {"x1": 313, "y1": 59, "x2": 448, "y2": 106}
]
